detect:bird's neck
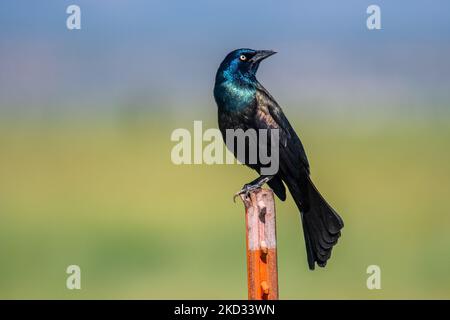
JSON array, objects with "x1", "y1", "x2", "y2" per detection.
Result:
[
  {"x1": 214, "y1": 77, "x2": 256, "y2": 112},
  {"x1": 216, "y1": 66, "x2": 255, "y2": 84}
]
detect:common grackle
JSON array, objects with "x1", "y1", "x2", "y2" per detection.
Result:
[{"x1": 213, "y1": 48, "x2": 344, "y2": 270}]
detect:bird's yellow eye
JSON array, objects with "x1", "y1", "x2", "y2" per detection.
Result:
[{"x1": 239, "y1": 54, "x2": 247, "y2": 61}]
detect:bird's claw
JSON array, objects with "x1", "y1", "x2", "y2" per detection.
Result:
[
  {"x1": 233, "y1": 183, "x2": 263, "y2": 203},
  {"x1": 232, "y1": 177, "x2": 271, "y2": 203}
]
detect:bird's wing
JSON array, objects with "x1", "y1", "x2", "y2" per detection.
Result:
[
  {"x1": 254, "y1": 83, "x2": 310, "y2": 175},
  {"x1": 254, "y1": 84, "x2": 343, "y2": 271}
]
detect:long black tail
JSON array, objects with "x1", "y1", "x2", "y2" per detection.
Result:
[{"x1": 287, "y1": 176, "x2": 344, "y2": 270}]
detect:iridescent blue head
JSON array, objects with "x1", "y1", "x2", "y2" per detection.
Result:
[
  {"x1": 215, "y1": 48, "x2": 277, "y2": 84},
  {"x1": 214, "y1": 48, "x2": 276, "y2": 111}
]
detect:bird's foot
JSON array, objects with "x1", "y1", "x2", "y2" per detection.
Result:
[
  {"x1": 233, "y1": 184, "x2": 260, "y2": 202},
  {"x1": 233, "y1": 177, "x2": 271, "y2": 202}
]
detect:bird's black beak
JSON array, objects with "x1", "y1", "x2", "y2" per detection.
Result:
[{"x1": 249, "y1": 50, "x2": 277, "y2": 63}]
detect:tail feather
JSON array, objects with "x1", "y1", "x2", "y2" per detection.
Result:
[{"x1": 288, "y1": 176, "x2": 344, "y2": 270}]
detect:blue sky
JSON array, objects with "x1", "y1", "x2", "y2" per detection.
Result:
[{"x1": 0, "y1": 1, "x2": 449, "y2": 117}]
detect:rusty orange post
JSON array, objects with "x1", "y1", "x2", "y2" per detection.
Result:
[{"x1": 240, "y1": 188, "x2": 279, "y2": 300}]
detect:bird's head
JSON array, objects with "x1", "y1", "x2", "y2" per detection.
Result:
[{"x1": 216, "y1": 48, "x2": 277, "y2": 83}]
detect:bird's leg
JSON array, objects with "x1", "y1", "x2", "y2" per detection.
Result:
[{"x1": 233, "y1": 175, "x2": 273, "y2": 202}]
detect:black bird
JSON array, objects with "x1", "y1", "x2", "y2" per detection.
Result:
[{"x1": 213, "y1": 48, "x2": 344, "y2": 270}]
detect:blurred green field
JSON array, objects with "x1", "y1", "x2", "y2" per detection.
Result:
[{"x1": 0, "y1": 116, "x2": 449, "y2": 299}]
